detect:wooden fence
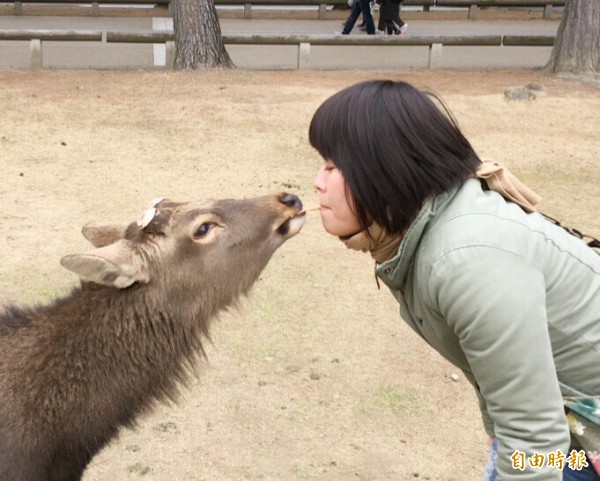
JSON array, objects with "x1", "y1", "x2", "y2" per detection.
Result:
[
  {"x1": 433, "y1": 0, "x2": 563, "y2": 19},
  {"x1": 0, "y1": 29, "x2": 556, "y2": 69},
  {"x1": 2, "y1": 0, "x2": 564, "y2": 19}
]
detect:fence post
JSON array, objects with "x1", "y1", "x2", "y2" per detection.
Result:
[
  {"x1": 15, "y1": 1, "x2": 23, "y2": 15},
  {"x1": 30, "y1": 39, "x2": 42, "y2": 70},
  {"x1": 428, "y1": 43, "x2": 442, "y2": 69},
  {"x1": 318, "y1": 3, "x2": 326, "y2": 19},
  {"x1": 298, "y1": 42, "x2": 310, "y2": 69},
  {"x1": 244, "y1": 3, "x2": 252, "y2": 19},
  {"x1": 543, "y1": 4, "x2": 552, "y2": 20},
  {"x1": 468, "y1": 4, "x2": 478, "y2": 19},
  {"x1": 166, "y1": 41, "x2": 175, "y2": 68}
]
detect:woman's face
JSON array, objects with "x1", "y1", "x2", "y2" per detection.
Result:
[{"x1": 314, "y1": 159, "x2": 362, "y2": 237}]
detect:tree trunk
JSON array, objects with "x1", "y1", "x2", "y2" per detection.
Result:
[
  {"x1": 544, "y1": 0, "x2": 600, "y2": 76},
  {"x1": 172, "y1": 0, "x2": 235, "y2": 70}
]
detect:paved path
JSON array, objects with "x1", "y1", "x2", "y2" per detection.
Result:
[{"x1": 0, "y1": 15, "x2": 559, "y2": 70}]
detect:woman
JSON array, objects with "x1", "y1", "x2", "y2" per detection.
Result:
[{"x1": 309, "y1": 80, "x2": 600, "y2": 481}]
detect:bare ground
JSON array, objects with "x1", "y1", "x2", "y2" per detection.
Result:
[{"x1": 0, "y1": 68, "x2": 598, "y2": 481}]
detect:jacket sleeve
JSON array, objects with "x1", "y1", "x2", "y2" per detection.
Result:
[
  {"x1": 427, "y1": 246, "x2": 570, "y2": 481},
  {"x1": 463, "y1": 371, "x2": 495, "y2": 437}
]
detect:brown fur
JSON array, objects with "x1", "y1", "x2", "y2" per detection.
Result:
[{"x1": 0, "y1": 193, "x2": 304, "y2": 481}]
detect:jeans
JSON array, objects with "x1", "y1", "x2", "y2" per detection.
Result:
[
  {"x1": 483, "y1": 439, "x2": 600, "y2": 481},
  {"x1": 342, "y1": 0, "x2": 375, "y2": 35}
]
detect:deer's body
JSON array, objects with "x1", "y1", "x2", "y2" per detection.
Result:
[{"x1": 0, "y1": 193, "x2": 304, "y2": 481}]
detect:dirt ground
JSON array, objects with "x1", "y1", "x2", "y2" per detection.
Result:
[{"x1": 0, "y1": 68, "x2": 598, "y2": 481}]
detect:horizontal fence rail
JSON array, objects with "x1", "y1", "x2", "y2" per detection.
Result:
[
  {"x1": 104, "y1": 31, "x2": 504, "y2": 45},
  {"x1": 502, "y1": 34, "x2": 555, "y2": 46},
  {"x1": 0, "y1": 29, "x2": 103, "y2": 40},
  {"x1": 0, "y1": 29, "x2": 556, "y2": 70},
  {"x1": 1, "y1": 0, "x2": 564, "y2": 19}
]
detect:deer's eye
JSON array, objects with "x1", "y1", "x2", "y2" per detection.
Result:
[{"x1": 194, "y1": 222, "x2": 217, "y2": 239}]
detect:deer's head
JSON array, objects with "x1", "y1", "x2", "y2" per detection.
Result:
[{"x1": 60, "y1": 193, "x2": 305, "y2": 308}]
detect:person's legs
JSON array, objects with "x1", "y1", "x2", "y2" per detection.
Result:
[
  {"x1": 563, "y1": 463, "x2": 600, "y2": 481},
  {"x1": 390, "y1": 20, "x2": 403, "y2": 34},
  {"x1": 358, "y1": 0, "x2": 376, "y2": 34},
  {"x1": 341, "y1": 1, "x2": 362, "y2": 34},
  {"x1": 397, "y1": 16, "x2": 407, "y2": 33},
  {"x1": 482, "y1": 439, "x2": 498, "y2": 481},
  {"x1": 483, "y1": 440, "x2": 600, "y2": 481},
  {"x1": 358, "y1": 12, "x2": 366, "y2": 29},
  {"x1": 392, "y1": 9, "x2": 407, "y2": 33}
]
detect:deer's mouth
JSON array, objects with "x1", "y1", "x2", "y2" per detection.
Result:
[{"x1": 276, "y1": 211, "x2": 306, "y2": 238}]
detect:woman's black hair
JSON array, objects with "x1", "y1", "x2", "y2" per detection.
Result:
[{"x1": 309, "y1": 80, "x2": 481, "y2": 235}]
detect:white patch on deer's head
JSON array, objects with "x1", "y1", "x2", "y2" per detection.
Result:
[{"x1": 136, "y1": 197, "x2": 165, "y2": 229}]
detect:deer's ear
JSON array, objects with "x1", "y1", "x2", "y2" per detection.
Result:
[
  {"x1": 81, "y1": 222, "x2": 128, "y2": 248},
  {"x1": 60, "y1": 240, "x2": 149, "y2": 289}
]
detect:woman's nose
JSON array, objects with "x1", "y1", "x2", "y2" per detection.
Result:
[{"x1": 314, "y1": 166, "x2": 326, "y2": 192}]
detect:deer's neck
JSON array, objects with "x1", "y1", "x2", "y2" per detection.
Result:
[{"x1": 37, "y1": 285, "x2": 212, "y2": 409}]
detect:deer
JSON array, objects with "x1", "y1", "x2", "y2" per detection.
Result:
[{"x1": 0, "y1": 192, "x2": 305, "y2": 481}]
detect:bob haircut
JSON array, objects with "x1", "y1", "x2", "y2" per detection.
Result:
[{"x1": 309, "y1": 80, "x2": 482, "y2": 235}]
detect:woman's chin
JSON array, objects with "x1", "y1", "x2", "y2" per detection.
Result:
[
  {"x1": 320, "y1": 216, "x2": 358, "y2": 238},
  {"x1": 319, "y1": 213, "x2": 341, "y2": 236}
]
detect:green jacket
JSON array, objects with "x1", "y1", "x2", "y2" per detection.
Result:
[{"x1": 375, "y1": 178, "x2": 600, "y2": 480}]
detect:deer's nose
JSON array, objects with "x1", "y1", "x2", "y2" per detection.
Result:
[{"x1": 279, "y1": 193, "x2": 303, "y2": 211}]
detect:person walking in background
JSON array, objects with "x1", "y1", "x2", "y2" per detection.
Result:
[
  {"x1": 340, "y1": 0, "x2": 376, "y2": 35},
  {"x1": 309, "y1": 79, "x2": 600, "y2": 481},
  {"x1": 376, "y1": 0, "x2": 407, "y2": 35},
  {"x1": 358, "y1": 1, "x2": 377, "y2": 31}
]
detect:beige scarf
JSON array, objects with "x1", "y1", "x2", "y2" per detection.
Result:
[{"x1": 341, "y1": 160, "x2": 541, "y2": 263}]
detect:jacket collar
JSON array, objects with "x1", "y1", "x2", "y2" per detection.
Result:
[{"x1": 375, "y1": 183, "x2": 462, "y2": 291}]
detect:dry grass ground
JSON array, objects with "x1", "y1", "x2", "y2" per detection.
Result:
[{"x1": 0, "y1": 68, "x2": 598, "y2": 481}]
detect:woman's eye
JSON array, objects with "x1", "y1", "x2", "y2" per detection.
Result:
[{"x1": 194, "y1": 222, "x2": 216, "y2": 239}]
